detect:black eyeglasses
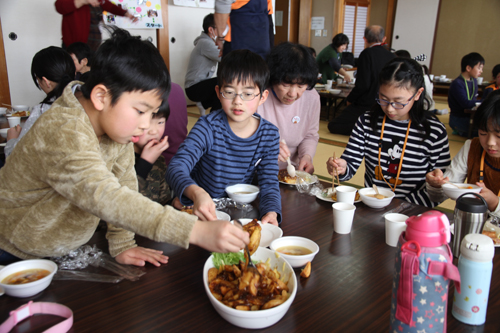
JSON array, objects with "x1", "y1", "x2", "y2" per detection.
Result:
[
  {"x1": 220, "y1": 90, "x2": 261, "y2": 101},
  {"x1": 375, "y1": 91, "x2": 418, "y2": 109}
]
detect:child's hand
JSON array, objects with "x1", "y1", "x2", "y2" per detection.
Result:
[
  {"x1": 192, "y1": 190, "x2": 217, "y2": 221},
  {"x1": 172, "y1": 197, "x2": 188, "y2": 210},
  {"x1": 189, "y1": 220, "x2": 250, "y2": 253},
  {"x1": 426, "y1": 169, "x2": 448, "y2": 188},
  {"x1": 7, "y1": 125, "x2": 21, "y2": 141},
  {"x1": 141, "y1": 136, "x2": 169, "y2": 164},
  {"x1": 278, "y1": 140, "x2": 291, "y2": 163},
  {"x1": 298, "y1": 155, "x2": 314, "y2": 174},
  {"x1": 115, "y1": 247, "x2": 169, "y2": 267},
  {"x1": 326, "y1": 157, "x2": 347, "y2": 176},
  {"x1": 476, "y1": 182, "x2": 500, "y2": 212},
  {"x1": 261, "y1": 212, "x2": 278, "y2": 226}
]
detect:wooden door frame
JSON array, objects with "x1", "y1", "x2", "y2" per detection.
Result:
[
  {"x1": 0, "y1": 16, "x2": 11, "y2": 105},
  {"x1": 156, "y1": 0, "x2": 169, "y2": 71}
]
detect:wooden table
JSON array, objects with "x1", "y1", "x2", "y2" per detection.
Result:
[
  {"x1": 1, "y1": 184, "x2": 499, "y2": 332},
  {"x1": 317, "y1": 84, "x2": 353, "y2": 122}
]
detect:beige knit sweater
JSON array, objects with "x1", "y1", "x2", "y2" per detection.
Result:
[{"x1": 0, "y1": 82, "x2": 197, "y2": 259}]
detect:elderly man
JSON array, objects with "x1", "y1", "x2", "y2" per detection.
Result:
[{"x1": 328, "y1": 25, "x2": 395, "y2": 135}]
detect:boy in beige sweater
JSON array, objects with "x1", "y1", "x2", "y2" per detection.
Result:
[{"x1": 0, "y1": 29, "x2": 248, "y2": 265}]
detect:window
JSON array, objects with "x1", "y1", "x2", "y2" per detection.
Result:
[{"x1": 334, "y1": 0, "x2": 370, "y2": 58}]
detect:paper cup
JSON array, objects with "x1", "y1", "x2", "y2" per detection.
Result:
[
  {"x1": 336, "y1": 78, "x2": 343, "y2": 85},
  {"x1": 326, "y1": 80, "x2": 333, "y2": 90},
  {"x1": 385, "y1": 213, "x2": 408, "y2": 247},
  {"x1": 429, "y1": 74, "x2": 434, "y2": 81},
  {"x1": 440, "y1": 74, "x2": 446, "y2": 79},
  {"x1": 336, "y1": 185, "x2": 357, "y2": 205},
  {"x1": 7, "y1": 116, "x2": 20, "y2": 128},
  {"x1": 477, "y1": 77, "x2": 483, "y2": 85},
  {"x1": 332, "y1": 202, "x2": 356, "y2": 234}
]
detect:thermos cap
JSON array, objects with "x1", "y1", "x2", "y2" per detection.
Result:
[
  {"x1": 455, "y1": 194, "x2": 488, "y2": 213},
  {"x1": 405, "y1": 210, "x2": 450, "y2": 247},
  {"x1": 460, "y1": 234, "x2": 495, "y2": 262}
]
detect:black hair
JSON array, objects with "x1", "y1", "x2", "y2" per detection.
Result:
[
  {"x1": 364, "y1": 25, "x2": 385, "y2": 44},
  {"x1": 331, "y1": 33, "x2": 349, "y2": 50},
  {"x1": 217, "y1": 49, "x2": 269, "y2": 93},
  {"x1": 153, "y1": 104, "x2": 170, "y2": 122},
  {"x1": 461, "y1": 52, "x2": 485, "y2": 72},
  {"x1": 267, "y1": 42, "x2": 318, "y2": 90},
  {"x1": 474, "y1": 89, "x2": 500, "y2": 133},
  {"x1": 492, "y1": 64, "x2": 500, "y2": 80},
  {"x1": 66, "y1": 42, "x2": 92, "y2": 66},
  {"x1": 203, "y1": 13, "x2": 215, "y2": 34},
  {"x1": 308, "y1": 47, "x2": 316, "y2": 58},
  {"x1": 31, "y1": 46, "x2": 75, "y2": 105},
  {"x1": 394, "y1": 50, "x2": 411, "y2": 59},
  {"x1": 81, "y1": 28, "x2": 170, "y2": 114},
  {"x1": 370, "y1": 57, "x2": 435, "y2": 138}
]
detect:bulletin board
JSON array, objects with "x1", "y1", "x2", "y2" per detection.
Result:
[
  {"x1": 172, "y1": 0, "x2": 215, "y2": 9},
  {"x1": 104, "y1": 0, "x2": 164, "y2": 29}
]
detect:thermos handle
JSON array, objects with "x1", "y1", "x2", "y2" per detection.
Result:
[{"x1": 456, "y1": 192, "x2": 488, "y2": 206}]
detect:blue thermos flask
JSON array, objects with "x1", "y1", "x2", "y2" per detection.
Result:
[{"x1": 452, "y1": 233, "x2": 494, "y2": 325}]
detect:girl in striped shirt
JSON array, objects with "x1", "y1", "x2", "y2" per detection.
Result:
[{"x1": 327, "y1": 58, "x2": 450, "y2": 207}]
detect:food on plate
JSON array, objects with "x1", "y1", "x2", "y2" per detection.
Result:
[
  {"x1": 276, "y1": 246, "x2": 312, "y2": 256},
  {"x1": 10, "y1": 111, "x2": 29, "y2": 117},
  {"x1": 243, "y1": 219, "x2": 262, "y2": 256},
  {"x1": 207, "y1": 259, "x2": 290, "y2": 311},
  {"x1": 180, "y1": 207, "x2": 194, "y2": 215},
  {"x1": 278, "y1": 169, "x2": 297, "y2": 184},
  {"x1": 482, "y1": 230, "x2": 500, "y2": 245},
  {"x1": 300, "y1": 262, "x2": 311, "y2": 278},
  {"x1": 331, "y1": 192, "x2": 361, "y2": 201},
  {"x1": 365, "y1": 193, "x2": 386, "y2": 199},
  {"x1": 2, "y1": 268, "x2": 51, "y2": 285},
  {"x1": 459, "y1": 186, "x2": 474, "y2": 189},
  {"x1": 319, "y1": 90, "x2": 329, "y2": 93}
]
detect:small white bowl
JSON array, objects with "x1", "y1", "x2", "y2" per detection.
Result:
[
  {"x1": 0, "y1": 259, "x2": 58, "y2": 297},
  {"x1": 358, "y1": 187, "x2": 395, "y2": 209},
  {"x1": 269, "y1": 236, "x2": 319, "y2": 268},
  {"x1": 225, "y1": 184, "x2": 259, "y2": 204},
  {"x1": 329, "y1": 89, "x2": 342, "y2": 94},
  {"x1": 216, "y1": 210, "x2": 230, "y2": 221},
  {"x1": 0, "y1": 107, "x2": 7, "y2": 115},
  {"x1": 442, "y1": 183, "x2": 482, "y2": 200},
  {"x1": 11, "y1": 105, "x2": 30, "y2": 112},
  {"x1": 203, "y1": 247, "x2": 296, "y2": 329},
  {"x1": 0, "y1": 128, "x2": 8, "y2": 139}
]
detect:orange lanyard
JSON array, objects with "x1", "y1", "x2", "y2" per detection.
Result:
[
  {"x1": 479, "y1": 150, "x2": 500, "y2": 196},
  {"x1": 377, "y1": 115, "x2": 412, "y2": 192}
]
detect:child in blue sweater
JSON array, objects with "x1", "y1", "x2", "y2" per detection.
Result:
[{"x1": 167, "y1": 50, "x2": 281, "y2": 225}]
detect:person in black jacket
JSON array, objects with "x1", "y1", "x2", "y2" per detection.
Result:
[{"x1": 328, "y1": 25, "x2": 395, "y2": 135}]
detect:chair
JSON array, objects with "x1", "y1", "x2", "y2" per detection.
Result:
[{"x1": 162, "y1": 82, "x2": 188, "y2": 166}]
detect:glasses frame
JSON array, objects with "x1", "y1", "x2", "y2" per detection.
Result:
[
  {"x1": 220, "y1": 90, "x2": 261, "y2": 101},
  {"x1": 375, "y1": 90, "x2": 419, "y2": 110}
]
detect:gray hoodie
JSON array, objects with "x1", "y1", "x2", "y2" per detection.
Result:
[{"x1": 184, "y1": 32, "x2": 221, "y2": 88}]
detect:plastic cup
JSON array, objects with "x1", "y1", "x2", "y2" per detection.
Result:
[
  {"x1": 429, "y1": 74, "x2": 434, "y2": 81},
  {"x1": 336, "y1": 185, "x2": 357, "y2": 205},
  {"x1": 477, "y1": 77, "x2": 483, "y2": 85},
  {"x1": 385, "y1": 213, "x2": 408, "y2": 247},
  {"x1": 7, "y1": 116, "x2": 20, "y2": 128},
  {"x1": 332, "y1": 202, "x2": 356, "y2": 234},
  {"x1": 326, "y1": 80, "x2": 333, "y2": 90},
  {"x1": 336, "y1": 78, "x2": 343, "y2": 85}
]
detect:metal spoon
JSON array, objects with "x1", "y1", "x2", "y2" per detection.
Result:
[
  {"x1": 281, "y1": 139, "x2": 296, "y2": 178},
  {"x1": 372, "y1": 184, "x2": 385, "y2": 200}
]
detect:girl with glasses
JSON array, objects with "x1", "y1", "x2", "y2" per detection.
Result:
[{"x1": 326, "y1": 58, "x2": 451, "y2": 207}]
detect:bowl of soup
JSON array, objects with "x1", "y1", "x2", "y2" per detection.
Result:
[
  {"x1": 225, "y1": 184, "x2": 260, "y2": 204},
  {"x1": 269, "y1": 236, "x2": 319, "y2": 268},
  {"x1": 442, "y1": 183, "x2": 482, "y2": 200},
  {"x1": 358, "y1": 187, "x2": 395, "y2": 208},
  {"x1": 0, "y1": 259, "x2": 57, "y2": 297}
]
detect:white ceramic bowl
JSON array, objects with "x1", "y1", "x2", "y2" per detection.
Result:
[
  {"x1": 442, "y1": 183, "x2": 482, "y2": 200},
  {"x1": 0, "y1": 259, "x2": 57, "y2": 297},
  {"x1": 0, "y1": 107, "x2": 7, "y2": 115},
  {"x1": 358, "y1": 187, "x2": 395, "y2": 208},
  {"x1": 329, "y1": 89, "x2": 342, "y2": 94},
  {"x1": 0, "y1": 128, "x2": 8, "y2": 139},
  {"x1": 203, "y1": 247, "x2": 296, "y2": 329},
  {"x1": 269, "y1": 236, "x2": 319, "y2": 268},
  {"x1": 12, "y1": 105, "x2": 30, "y2": 112},
  {"x1": 216, "y1": 210, "x2": 230, "y2": 221},
  {"x1": 225, "y1": 184, "x2": 259, "y2": 204}
]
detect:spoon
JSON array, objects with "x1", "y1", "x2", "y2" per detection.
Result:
[
  {"x1": 281, "y1": 139, "x2": 296, "y2": 178},
  {"x1": 372, "y1": 184, "x2": 385, "y2": 199}
]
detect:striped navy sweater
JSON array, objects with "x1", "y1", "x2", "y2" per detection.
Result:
[
  {"x1": 166, "y1": 109, "x2": 282, "y2": 221},
  {"x1": 340, "y1": 112, "x2": 451, "y2": 207}
]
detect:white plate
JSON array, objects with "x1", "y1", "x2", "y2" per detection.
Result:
[
  {"x1": 278, "y1": 171, "x2": 315, "y2": 186},
  {"x1": 450, "y1": 223, "x2": 500, "y2": 247},
  {"x1": 238, "y1": 218, "x2": 283, "y2": 248},
  {"x1": 315, "y1": 191, "x2": 361, "y2": 203},
  {"x1": 0, "y1": 143, "x2": 5, "y2": 147},
  {"x1": 315, "y1": 84, "x2": 325, "y2": 89}
]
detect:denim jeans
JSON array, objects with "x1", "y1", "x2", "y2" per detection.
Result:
[{"x1": 0, "y1": 249, "x2": 21, "y2": 265}]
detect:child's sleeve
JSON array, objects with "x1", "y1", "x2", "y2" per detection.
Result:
[
  {"x1": 449, "y1": 79, "x2": 478, "y2": 110},
  {"x1": 255, "y1": 127, "x2": 282, "y2": 223},
  {"x1": 137, "y1": 156, "x2": 171, "y2": 206},
  {"x1": 166, "y1": 118, "x2": 213, "y2": 206},
  {"x1": 339, "y1": 114, "x2": 368, "y2": 181}
]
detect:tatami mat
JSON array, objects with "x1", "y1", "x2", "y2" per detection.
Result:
[{"x1": 185, "y1": 95, "x2": 463, "y2": 212}]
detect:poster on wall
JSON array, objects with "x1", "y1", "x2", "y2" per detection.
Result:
[
  {"x1": 172, "y1": 0, "x2": 214, "y2": 9},
  {"x1": 104, "y1": 0, "x2": 164, "y2": 29}
]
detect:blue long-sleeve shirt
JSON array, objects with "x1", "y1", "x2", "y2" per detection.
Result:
[
  {"x1": 448, "y1": 75, "x2": 478, "y2": 118},
  {"x1": 166, "y1": 110, "x2": 282, "y2": 221}
]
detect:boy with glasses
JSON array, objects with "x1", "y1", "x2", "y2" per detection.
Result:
[{"x1": 167, "y1": 50, "x2": 281, "y2": 225}]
